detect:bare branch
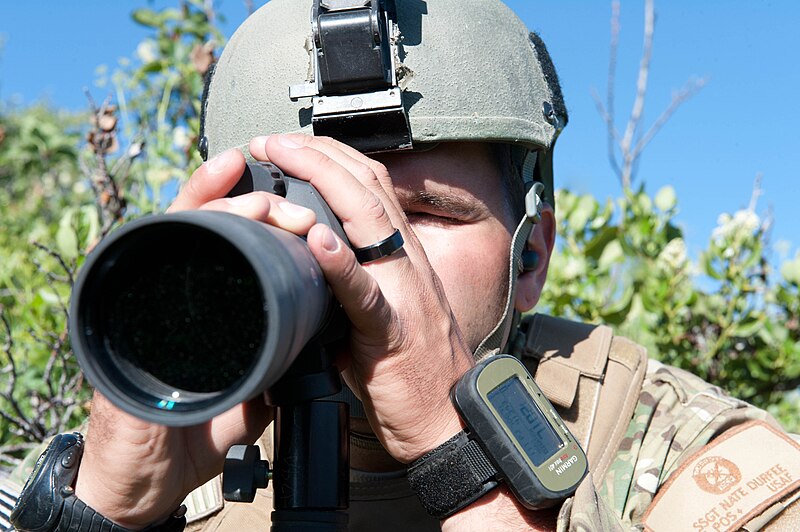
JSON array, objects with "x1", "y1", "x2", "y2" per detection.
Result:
[
  {"x1": 629, "y1": 76, "x2": 708, "y2": 161},
  {"x1": 0, "y1": 442, "x2": 36, "y2": 458},
  {"x1": 595, "y1": 0, "x2": 707, "y2": 190},
  {"x1": 31, "y1": 241, "x2": 76, "y2": 286},
  {"x1": 606, "y1": 0, "x2": 622, "y2": 181},
  {"x1": 85, "y1": 91, "x2": 126, "y2": 237},
  {"x1": 203, "y1": 0, "x2": 216, "y2": 23},
  {"x1": 109, "y1": 136, "x2": 145, "y2": 192},
  {"x1": 620, "y1": 0, "x2": 655, "y2": 188},
  {"x1": 592, "y1": 87, "x2": 623, "y2": 179},
  {"x1": 0, "y1": 312, "x2": 39, "y2": 438}
]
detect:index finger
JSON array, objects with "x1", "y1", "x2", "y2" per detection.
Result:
[{"x1": 168, "y1": 149, "x2": 246, "y2": 212}]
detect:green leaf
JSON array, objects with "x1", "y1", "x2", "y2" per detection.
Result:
[
  {"x1": 146, "y1": 167, "x2": 173, "y2": 187},
  {"x1": 567, "y1": 195, "x2": 597, "y2": 233},
  {"x1": 700, "y1": 252, "x2": 724, "y2": 280},
  {"x1": 56, "y1": 210, "x2": 79, "y2": 260},
  {"x1": 730, "y1": 317, "x2": 764, "y2": 338},
  {"x1": 780, "y1": 253, "x2": 800, "y2": 285},
  {"x1": 639, "y1": 194, "x2": 653, "y2": 217},
  {"x1": 160, "y1": 8, "x2": 183, "y2": 21},
  {"x1": 132, "y1": 8, "x2": 162, "y2": 28},
  {"x1": 655, "y1": 185, "x2": 677, "y2": 212},
  {"x1": 589, "y1": 199, "x2": 614, "y2": 230},
  {"x1": 584, "y1": 226, "x2": 618, "y2": 260},
  {"x1": 598, "y1": 240, "x2": 624, "y2": 270},
  {"x1": 37, "y1": 288, "x2": 60, "y2": 306},
  {"x1": 79, "y1": 206, "x2": 101, "y2": 248},
  {"x1": 141, "y1": 60, "x2": 166, "y2": 74},
  {"x1": 600, "y1": 283, "x2": 635, "y2": 324},
  {"x1": 555, "y1": 190, "x2": 576, "y2": 217}
]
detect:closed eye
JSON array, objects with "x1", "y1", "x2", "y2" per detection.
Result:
[
  {"x1": 398, "y1": 190, "x2": 487, "y2": 226},
  {"x1": 405, "y1": 211, "x2": 466, "y2": 226}
]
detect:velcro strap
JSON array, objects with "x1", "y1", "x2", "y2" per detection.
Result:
[
  {"x1": 407, "y1": 431, "x2": 498, "y2": 519},
  {"x1": 60, "y1": 496, "x2": 187, "y2": 532}
]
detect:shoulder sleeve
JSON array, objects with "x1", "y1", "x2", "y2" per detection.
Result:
[
  {"x1": 556, "y1": 473, "x2": 626, "y2": 531},
  {"x1": 641, "y1": 420, "x2": 800, "y2": 531},
  {"x1": 600, "y1": 360, "x2": 795, "y2": 530}
]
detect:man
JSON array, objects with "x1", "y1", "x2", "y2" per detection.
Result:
[{"x1": 3, "y1": 1, "x2": 799, "y2": 531}]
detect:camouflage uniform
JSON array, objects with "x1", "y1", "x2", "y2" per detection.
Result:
[
  {"x1": 561, "y1": 361, "x2": 796, "y2": 531},
  {"x1": 2, "y1": 315, "x2": 798, "y2": 531}
]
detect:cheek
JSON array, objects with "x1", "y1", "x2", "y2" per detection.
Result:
[{"x1": 416, "y1": 224, "x2": 511, "y2": 350}]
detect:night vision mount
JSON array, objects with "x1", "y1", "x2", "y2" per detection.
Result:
[{"x1": 289, "y1": 0, "x2": 413, "y2": 153}]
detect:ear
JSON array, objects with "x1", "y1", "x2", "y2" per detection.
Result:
[{"x1": 514, "y1": 203, "x2": 556, "y2": 312}]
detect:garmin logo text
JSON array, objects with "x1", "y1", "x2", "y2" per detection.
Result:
[{"x1": 555, "y1": 455, "x2": 578, "y2": 476}]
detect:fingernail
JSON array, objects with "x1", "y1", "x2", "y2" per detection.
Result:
[
  {"x1": 226, "y1": 195, "x2": 252, "y2": 206},
  {"x1": 249, "y1": 136, "x2": 270, "y2": 154},
  {"x1": 279, "y1": 201, "x2": 313, "y2": 218},
  {"x1": 278, "y1": 134, "x2": 303, "y2": 149},
  {"x1": 321, "y1": 226, "x2": 340, "y2": 253},
  {"x1": 207, "y1": 148, "x2": 236, "y2": 174}
]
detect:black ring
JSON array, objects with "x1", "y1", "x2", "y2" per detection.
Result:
[{"x1": 353, "y1": 229, "x2": 405, "y2": 264}]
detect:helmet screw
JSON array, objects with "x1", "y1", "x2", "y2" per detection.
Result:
[
  {"x1": 542, "y1": 102, "x2": 556, "y2": 125},
  {"x1": 198, "y1": 136, "x2": 209, "y2": 161}
]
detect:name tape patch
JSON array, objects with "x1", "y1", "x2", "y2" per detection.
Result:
[{"x1": 643, "y1": 420, "x2": 800, "y2": 532}]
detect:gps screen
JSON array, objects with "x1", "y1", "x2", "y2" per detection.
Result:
[{"x1": 487, "y1": 376, "x2": 564, "y2": 466}]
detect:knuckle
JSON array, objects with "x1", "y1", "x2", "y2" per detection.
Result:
[
  {"x1": 339, "y1": 254, "x2": 360, "y2": 284},
  {"x1": 309, "y1": 151, "x2": 344, "y2": 181},
  {"x1": 315, "y1": 135, "x2": 336, "y2": 146},
  {"x1": 306, "y1": 147, "x2": 331, "y2": 167},
  {"x1": 353, "y1": 276, "x2": 384, "y2": 316},
  {"x1": 297, "y1": 135, "x2": 315, "y2": 148},
  {"x1": 361, "y1": 285, "x2": 385, "y2": 317},
  {"x1": 370, "y1": 161, "x2": 389, "y2": 179},
  {"x1": 359, "y1": 189, "x2": 387, "y2": 221},
  {"x1": 354, "y1": 162, "x2": 379, "y2": 185}
]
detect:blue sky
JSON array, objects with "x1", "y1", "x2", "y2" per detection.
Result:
[{"x1": 1, "y1": 1, "x2": 798, "y2": 266}]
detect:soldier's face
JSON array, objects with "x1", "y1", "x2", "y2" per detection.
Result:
[{"x1": 376, "y1": 143, "x2": 523, "y2": 350}]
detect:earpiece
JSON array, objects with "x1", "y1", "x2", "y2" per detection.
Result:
[{"x1": 521, "y1": 249, "x2": 539, "y2": 272}]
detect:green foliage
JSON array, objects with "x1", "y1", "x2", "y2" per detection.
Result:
[
  {"x1": 0, "y1": 104, "x2": 95, "y2": 464},
  {"x1": 539, "y1": 186, "x2": 800, "y2": 432},
  {"x1": 94, "y1": 0, "x2": 221, "y2": 215},
  {"x1": 0, "y1": 0, "x2": 223, "y2": 470}
]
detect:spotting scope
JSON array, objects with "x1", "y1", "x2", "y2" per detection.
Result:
[{"x1": 69, "y1": 163, "x2": 348, "y2": 426}]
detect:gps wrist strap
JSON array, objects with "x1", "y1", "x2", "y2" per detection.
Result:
[{"x1": 407, "y1": 431, "x2": 498, "y2": 519}]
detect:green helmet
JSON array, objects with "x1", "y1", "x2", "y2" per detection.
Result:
[{"x1": 201, "y1": 0, "x2": 567, "y2": 201}]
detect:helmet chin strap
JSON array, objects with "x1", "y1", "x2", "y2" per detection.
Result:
[{"x1": 473, "y1": 182, "x2": 544, "y2": 361}]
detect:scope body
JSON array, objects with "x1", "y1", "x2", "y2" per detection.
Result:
[{"x1": 70, "y1": 165, "x2": 345, "y2": 426}]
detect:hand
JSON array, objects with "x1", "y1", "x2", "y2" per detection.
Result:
[
  {"x1": 249, "y1": 134, "x2": 474, "y2": 463},
  {"x1": 74, "y1": 148, "x2": 318, "y2": 528}
]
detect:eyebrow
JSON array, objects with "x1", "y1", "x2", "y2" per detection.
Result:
[{"x1": 397, "y1": 190, "x2": 487, "y2": 220}]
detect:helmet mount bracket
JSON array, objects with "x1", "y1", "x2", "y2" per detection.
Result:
[{"x1": 289, "y1": 0, "x2": 413, "y2": 153}]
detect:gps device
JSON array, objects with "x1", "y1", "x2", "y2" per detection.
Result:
[
  {"x1": 454, "y1": 354, "x2": 588, "y2": 508},
  {"x1": 408, "y1": 354, "x2": 587, "y2": 518}
]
